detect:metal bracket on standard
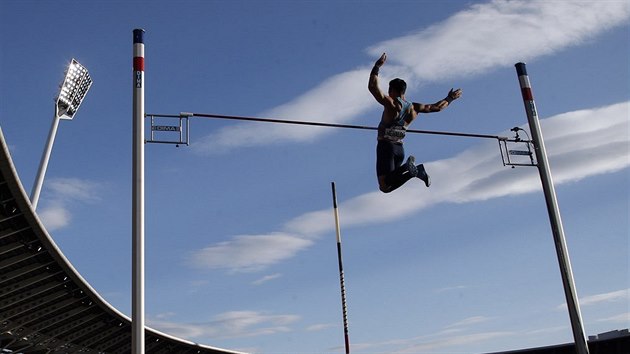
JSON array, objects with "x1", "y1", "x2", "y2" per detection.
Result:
[
  {"x1": 499, "y1": 127, "x2": 536, "y2": 168},
  {"x1": 145, "y1": 112, "x2": 192, "y2": 146}
]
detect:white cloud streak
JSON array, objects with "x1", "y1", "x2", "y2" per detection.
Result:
[
  {"x1": 192, "y1": 0, "x2": 629, "y2": 153},
  {"x1": 192, "y1": 69, "x2": 372, "y2": 154},
  {"x1": 189, "y1": 233, "x2": 313, "y2": 272},
  {"x1": 348, "y1": 315, "x2": 510, "y2": 353},
  {"x1": 306, "y1": 323, "x2": 337, "y2": 332},
  {"x1": 46, "y1": 177, "x2": 102, "y2": 202},
  {"x1": 445, "y1": 316, "x2": 494, "y2": 329},
  {"x1": 39, "y1": 177, "x2": 103, "y2": 231},
  {"x1": 580, "y1": 289, "x2": 630, "y2": 306},
  {"x1": 557, "y1": 288, "x2": 630, "y2": 310},
  {"x1": 597, "y1": 312, "x2": 630, "y2": 324},
  {"x1": 149, "y1": 310, "x2": 300, "y2": 340},
  {"x1": 393, "y1": 331, "x2": 513, "y2": 354},
  {"x1": 251, "y1": 273, "x2": 282, "y2": 286},
  {"x1": 190, "y1": 101, "x2": 629, "y2": 273},
  {"x1": 369, "y1": 0, "x2": 630, "y2": 82},
  {"x1": 435, "y1": 285, "x2": 469, "y2": 294},
  {"x1": 38, "y1": 203, "x2": 72, "y2": 231}
]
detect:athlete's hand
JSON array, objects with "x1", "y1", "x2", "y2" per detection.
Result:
[
  {"x1": 374, "y1": 53, "x2": 387, "y2": 67},
  {"x1": 448, "y1": 88, "x2": 462, "y2": 100}
]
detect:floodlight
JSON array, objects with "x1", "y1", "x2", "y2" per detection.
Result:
[
  {"x1": 30, "y1": 59, "x2": 92, "y2": 210},
  {"x1": 56, "y1": 59, "x2": 93, "y2": 119}
]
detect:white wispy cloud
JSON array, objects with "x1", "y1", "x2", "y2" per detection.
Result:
[
  {"x1": 190, "y1": 102, "x2": 629, "y2": 273},
  {"x1": 369, "y1": 0, "x2": 630, "y2": 82},
  {"x1": 46, "y1": 177, "x2": 102, "y2": 202},
  {"x1": 38, "y1": 203, "x2": 72, "y2": 231},
  {"x1": 346, "y1": 315, "x2": 510, "y2": 353},
  {"x1": 580, "y1": 289, "x2": 630, "y2": 306},
  {"x1": 39, "y1": 177, "x2": 103, "y2": 231},
  {"x1": 306, "y1": 323, "x2": 337, "y2": 332},
  {"x1": 435, "y1": 285, "x2": 469, "y2": 294},
  {"x1": 445, "y1": 316, "x2": 494, "y2": 329},
  {"x1": 596, "y1": 312, "x2": 630, "y2": 324},
  {"x1": 251, "y1": 273, "x2": 282, "y2": 286},
  {"x1": 557, "y1": 288, "x2": 630, "y2": 310},
  {"x1": 392, "y1": 331, "x2": 513, "y2": 354},
  {"x1": 148, "y1": 310, "x2": 300, "y2": 340},
  {"x1": 192, "y1": 0, "x2": 629, "y2": 153},
  {"x1": 189, "y1": 233, "x2": 313, "y2": 272},
  {"x1": 192, "y1": 69, "x2": 372, "y2": 154}
]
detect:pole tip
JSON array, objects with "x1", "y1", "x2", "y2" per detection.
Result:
[
  {"x1": 133, "y1": 29, "x2": 146, "y2": 44},
  {"x1": 515, "y1": 62, "x2": 527, "y2": 76}
]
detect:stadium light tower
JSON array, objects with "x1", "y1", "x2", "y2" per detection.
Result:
[{"x1": 30, "y1": 59, "x2": 93, "y2": 210}]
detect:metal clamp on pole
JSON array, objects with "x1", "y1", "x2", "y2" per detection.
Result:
[
  {"x1": 499, "y1": 127, "x2": 536, "y2": 168},
  {"x1": 145, "y1": 112, "x2": 191, "y2": 146}
]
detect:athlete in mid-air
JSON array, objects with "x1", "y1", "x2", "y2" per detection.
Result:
[{"x1": 368, "y1": 53, "x2": 462, "y2": 193}]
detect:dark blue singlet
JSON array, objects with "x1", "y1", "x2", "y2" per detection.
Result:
[{"x1": 378, "y1": 97, "x2": 412, "y2": 143}]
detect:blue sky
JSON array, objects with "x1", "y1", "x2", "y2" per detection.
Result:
[{"x1": 1, "y1": 1, "x2": 628, "y2": 353}]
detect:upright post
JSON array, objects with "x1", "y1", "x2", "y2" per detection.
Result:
[
  {"x1": 515, "y1": 63, "x2": 589, "y2": 354},
  {"x1": 132, "y1": 28, "x2": 146, "y2": 354},
  {"x1": 331, "y1": 182, "x2": 350, "y2": 354}
]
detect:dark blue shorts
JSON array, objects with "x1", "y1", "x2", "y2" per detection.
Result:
[{"x1": 376, "y1": 140, "x2": 405, "y2": 177}]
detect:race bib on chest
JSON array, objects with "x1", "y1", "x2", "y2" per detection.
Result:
[{"x1": 384, "y1": 125, "x2": 406, "y2": 142}]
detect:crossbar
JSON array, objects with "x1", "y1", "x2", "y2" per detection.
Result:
[{"x1": 146, "y1": 112, "x2": 508, "y2": 141}]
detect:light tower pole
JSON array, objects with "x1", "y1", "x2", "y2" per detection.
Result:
[{"x1": 31, "y1": 59, "x2": 92, "y2": 210}]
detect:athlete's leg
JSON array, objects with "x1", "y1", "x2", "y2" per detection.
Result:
[
  {"x1": 384, "y1": 155, "x2": 416, "y2": 192},
  {"x1": 416, "y1": 164, "x2": 431, "y2": 187},
  {"x1": 377, "y1": 142, "x2": 416, "y2": 193},
  {"x1": 376, "y1": 140, "x2": 396, "y2": 192}
]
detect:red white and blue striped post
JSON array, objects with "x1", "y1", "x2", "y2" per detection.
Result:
[
  {"x1": 515, "y1": 63, "x2": 589, "y2": 354},
  {"x1": 331, "y1": 182, "x2": 350, "y2": 354},
  {"x1": 132, "y1": 28, "x2": 146, "y2": 354}
]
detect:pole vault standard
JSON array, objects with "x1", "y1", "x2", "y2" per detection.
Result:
[
  {"x1": 132, "y1": 28, "x2": 146, "y2": 354},
  {"x1": 331, "y1": 182, "x2": 350, "y2": 354},
  {"x1": 515, "y1": 63, "x2": 589, "y2": 354}
]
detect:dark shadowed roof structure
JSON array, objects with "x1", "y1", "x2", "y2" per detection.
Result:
[{"x1": 0, "y1": 127, "x2": 245, "y2": 354}]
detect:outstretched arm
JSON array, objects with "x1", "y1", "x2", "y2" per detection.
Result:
[
  {"x1": 368, "y1": 53, "x2": 389, "y2": 106},
  {"x1": 414, "y1": 88, "x2": 462, "y2": 113}
]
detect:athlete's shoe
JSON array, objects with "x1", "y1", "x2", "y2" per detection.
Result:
[
  {"x1": 418, "y1": 164, "x2": 431, "y2": 187},
  {"x1": 406, "y1": 156, "x2": 418, "y2": 177}
]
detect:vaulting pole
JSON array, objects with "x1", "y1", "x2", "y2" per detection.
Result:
[
  {"x1": 515, "y1": 63, "x2": 589, "y2": 354},
  {"x1": 132, "y1": 28, "x2": 146, "y2": 354},
  {"x1": 331, "y1": 182, "x2": 350, "y2": 354}
]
